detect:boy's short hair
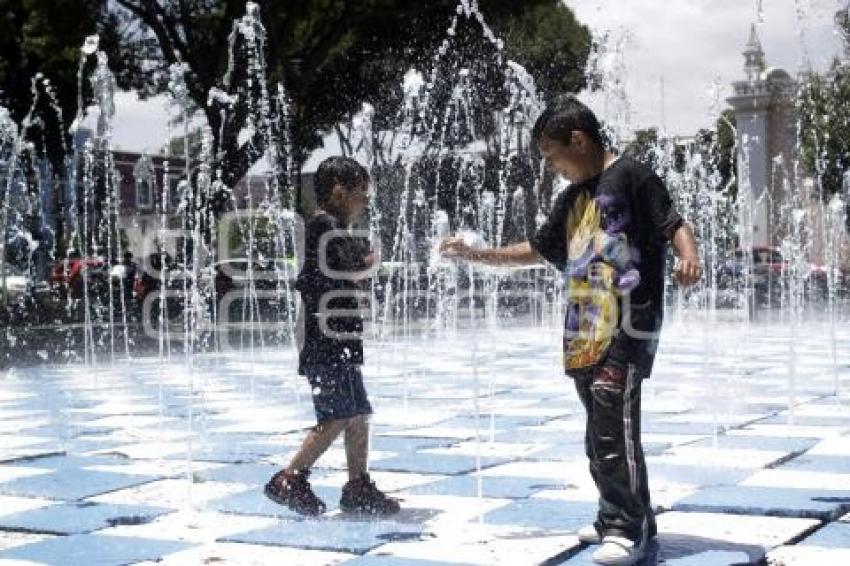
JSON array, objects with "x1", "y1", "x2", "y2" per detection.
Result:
[
  {"x1": 531, "y1": 95, "x2": 604, "y2": 149},
  {"x1": 314, "y1": 156, "x2": 369, "y2": 206}
]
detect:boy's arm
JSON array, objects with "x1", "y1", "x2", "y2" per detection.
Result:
[
  {"x1": 670, "y1": 223, "x2": 701, "y2": 287},
  {"x1": 639, "y1": 171, "x2": 701, "y2": 287},
  {"x1": 439, "y1": 239, "x2": 541, "y2": 267}
]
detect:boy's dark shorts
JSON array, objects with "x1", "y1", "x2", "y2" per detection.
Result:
[{"x1": 303, "y1": 364, "x2": 372, "y2": 424}]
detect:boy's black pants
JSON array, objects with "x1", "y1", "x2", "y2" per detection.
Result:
[{"x1": 573, "y1": 363, "x2": 655, "y2": 542}]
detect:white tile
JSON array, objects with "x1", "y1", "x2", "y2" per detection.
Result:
[
  {"x1": 656, "y1": 511, "x2": 819, "y2": 549},
  {"x1": 767, "y1": 545, "x2": 850, "y2": 565},
  {"x1": 0, "y1": 495, "x2": 56, "y2": 517},
  {"x1": 655, "y1": 446, "x2": 788, "y2": 469},
  {"x1": 142, "y1": 543, "x2": 354, "y2": 566},
  {"x1": 89, "y1": 478, "x2": 245, "y2": 509},
  {"x1": 807, "y1": 436, "x2": 850, "y2": 456},
  {"x1": 99, "y1": 510, "x2": 277, "y2": 543},
  {"x1": 741, "y1": 469, "x2": 850, "y2": 491}
]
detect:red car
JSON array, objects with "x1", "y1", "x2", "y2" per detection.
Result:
[
  {"x1": 49, "y1": 257, "x2": 105, "y2": 286},
  {"x1": 731, "y1": 246, "x2": 785, "y2": 280},
  {"x1": 48, "y1": 257, "x2": 107, "y2": 300}
]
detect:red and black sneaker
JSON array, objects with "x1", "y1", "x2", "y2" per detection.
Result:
[
  {"x1": 264, "y1": 469, "x2": 326, "y2": 516},
  {"x1": 339, "y1": 473, "x2": 401, "y2": 516}
]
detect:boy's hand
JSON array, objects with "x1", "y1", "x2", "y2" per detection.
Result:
[
  {"x1": 673, "y1": 256, "x2": 702, "y2": 287},
  {"x1": 364, "y1": 251, "x2": 380, "y2": 269},
  {"x1": 439, "y1": 236, "x2": 473, "y2": 261}
]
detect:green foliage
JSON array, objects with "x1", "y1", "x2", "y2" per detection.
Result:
[
  {"x1": 0, "y1": 0, "x2": 136, "y2": 160},
  {"x1": 499, "y1": 2, "x2": 591, "y2": 100},
  {"x1": 714, "y1": 109, "x2": 737, "y2": 198},
  {"x1": 166, "y1": 130, "x2": 204, "y2": 163},
  {"x1": 623, "y1": 109, "x2": 737, "y2": 200},
  {"x1": 798, "y1": 60, "x2": 850, "y2": 199},
  {"x1": 623, "y1": 128, "x2": 660, "y2": 171},
  {"x1": 227, "y1": 216, "x2": 279, "y2": 259},
  {"x1": 109, "y1": 1, "x2": 592, "y2": 178}
]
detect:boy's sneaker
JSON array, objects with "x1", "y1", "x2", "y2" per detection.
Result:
[
  {"x1": 264, "y1": 469, "x2": 326, "y2": 516},
  {"x1": 592, "y1": 534, "x2": 647, "y2": 565},
  {"x1": 578, "y1": 524, "x2": 602, "y2": 544},
  {"x1": 340, "y1": 473, "x2": 400, "y2": 516},
  {"x1": 581, "y1": 512, "x2": 654, "y2": 545}
]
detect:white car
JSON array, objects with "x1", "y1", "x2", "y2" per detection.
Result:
[
  {"x1": 210, "y1": 258, "x2": 297, "y2": 285},
  {"x1": 1, "y1": 265, "x2": 29, "y2": 301}
]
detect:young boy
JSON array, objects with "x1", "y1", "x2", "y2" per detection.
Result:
[
  {"x1": 440, "y1": 95, "x2": 701, "y2": 565},
  {"x1": 265, "y1": 156, "x2": 399, "y2": 517}
]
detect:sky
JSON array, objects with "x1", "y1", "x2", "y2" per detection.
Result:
[
  {"x1": 107, "y1": 0, "x2": 849, "y2": 152},
  {"x1": 565, "y1": 0, "x2": 845, "y2": 135}
]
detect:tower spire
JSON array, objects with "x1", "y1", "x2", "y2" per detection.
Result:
[{"x1": 743, "y1": 23, "x2": 765, "y2": 81}]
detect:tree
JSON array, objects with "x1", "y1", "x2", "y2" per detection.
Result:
[
  {"x1": 623, "y1": 110, "x2": 736, "y2": 199},
  {"x1": 0, "y1": 0, "x2": 139, "y2": 165},
  {"x1": 800, "y1": 0, "x2": 850, "y2": 207},
  {"x1": 798, "y1": 61, "x2": 850, "y2": 199},
  {"x1": 107, "y1": 0, "x2": 592, "y2": 197},
  {"x1": 714, "y1": 108, "x2": 737, "y2": 198},
  {"x1": 623, "y1": 127, "x2": 660, "y2": 171},
  {"x1": 0, "y1": 0, "x2": 142, "y2": 267}
]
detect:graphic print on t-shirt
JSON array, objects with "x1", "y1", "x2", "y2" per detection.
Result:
[{"x1": 563, "y1": 190, "x2": 641, "y2": 370}]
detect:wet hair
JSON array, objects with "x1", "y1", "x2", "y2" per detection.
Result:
[
  {"x1": 314, "y1": 156, "x2": 369, "y2": 206},
  {"x1": 531, "y1": 95, "x2": 605, "y2": 149}
]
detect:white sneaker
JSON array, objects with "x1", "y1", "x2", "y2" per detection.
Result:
[
  {"x1": 592, "y1": 535, "x2": 646, "y2": 565},
  {"x1": 578, "y1": 524, "x2": 602, "y2": 544}
]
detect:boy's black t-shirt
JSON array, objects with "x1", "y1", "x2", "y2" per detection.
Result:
[
  {"x1": 530, "y1": 156, "x2": 683, "y2": 376},
  {"x1": 296, "y1": 212, "x2": 370, "y2": 373}
]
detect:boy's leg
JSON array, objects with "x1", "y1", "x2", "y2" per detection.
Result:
[
  {"x1": 634, "y1": 384, "x2": 655, "y2": 538},
  {"x1": 289, "y1": 362, "x2": 362, "y2": 473},
  {"x1": 267, "y1": 419, "x2": 344, "y2": 516},
  {"x1": 573, "y1": 371, "x2": 601, "y2": 487},
  {"x1": 339, "y1": 413, "x2": 399, "y2": 515},
  {"x1": 344, "y1": 414, "x2": 369, "y2": 480},
  {"x1": 287, "y1": 419, "x2": 347, "y2": 473},
  {"x1": 585, "y1": 363, "x2": 652, "y2": 543},
  {"x1": 342, "y1": 365, "x2": 373, "y2": 480},
  {"x1": 574, "y1": 372, "x2": 605, "y2": 544}
]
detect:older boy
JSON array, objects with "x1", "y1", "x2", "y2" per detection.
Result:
[
  {"x1": 265, "y1": 156, "x2": 399, "y2": 517},
  {"x1": 441, "y1": 95, "x2": 701, "y2": 565}
]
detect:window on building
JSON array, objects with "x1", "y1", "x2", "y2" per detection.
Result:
[
  {"x1": 137, "y1": 179, "x2": 152, "y2": 209},
  {"x1": 134, "y1": 155, "x2": 155, "y2": 210},
  {"x1": 169, "y1": 176, "x2": 183, "y2": 211}
]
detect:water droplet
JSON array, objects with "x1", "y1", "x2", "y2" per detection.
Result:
[{"x1": 82, "y1": 35, "x2": 99, "y2": 55}]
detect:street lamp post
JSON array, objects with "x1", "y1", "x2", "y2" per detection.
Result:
[
  {"x1": 0, "y1": 163, "x2": 9, "y2": 308},
  {"x1": 838, "y1": 4, "x2": 850, "y2": 63},
  {"x1": 843, "y1": 168, "x2": 850, "y2": 232}
]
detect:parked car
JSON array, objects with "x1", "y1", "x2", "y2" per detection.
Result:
[
  {"x1": 49, "y1": 256, "x2": 108, "y2": 299},
  {"x1": 208, "y1": 258, "x2": 293, "y2": 289},
  {"x1": 202, "y1": 258, "x2": 298, "y2": 322},
  {"x1": 806, "y1": 263, "x2": 848, "y2": 300},
  {"x1": 1, "y1": 264, "x2": 30, "y2": 302},
  {"x1": 714, "y1": 247, "x2": 785, "y2": 305},
  {"x1": 749, "y1": 246, "x2": 785, "y2": 279}
]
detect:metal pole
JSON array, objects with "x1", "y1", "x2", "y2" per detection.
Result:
[{"x1": 0, "y1": 165, "x2": 12, "y2": 308}]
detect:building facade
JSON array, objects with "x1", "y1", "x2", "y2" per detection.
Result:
[
  {"x1": 112, "y1": 151, "x2": 279, "y2": 261},
  {"x1": 726, "y1": 24, "x2": 799, "y2": 249}
]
